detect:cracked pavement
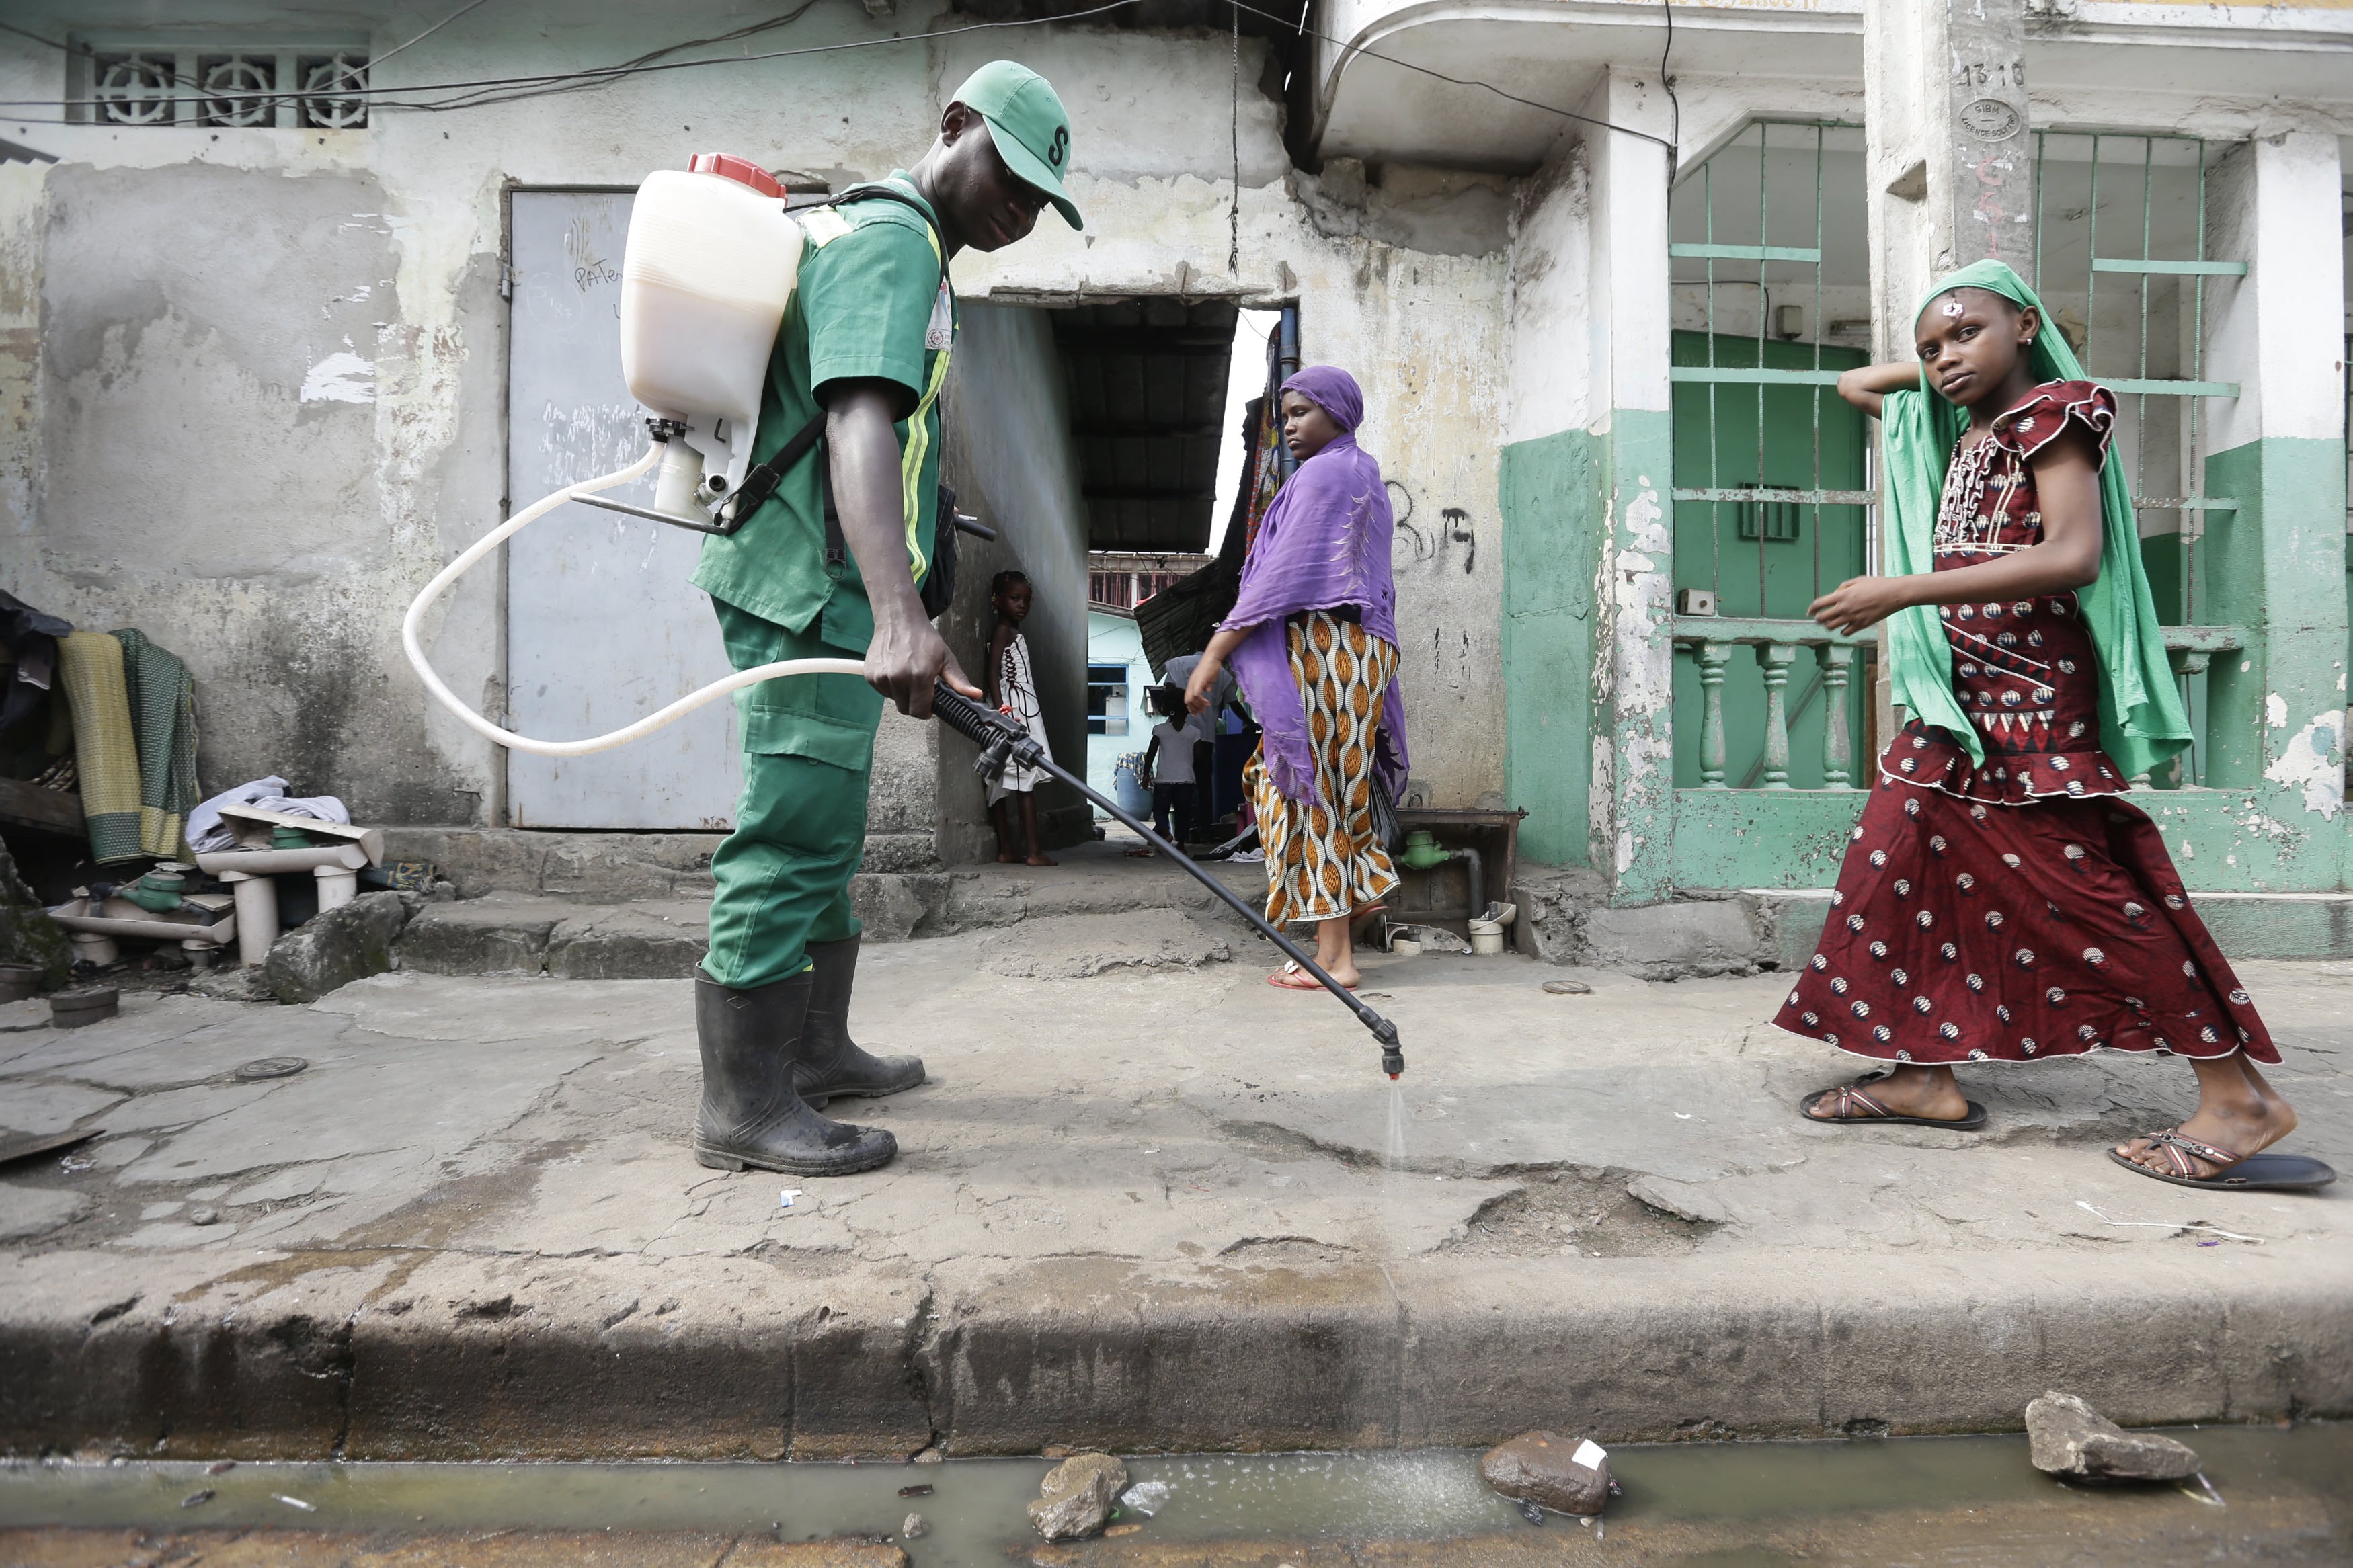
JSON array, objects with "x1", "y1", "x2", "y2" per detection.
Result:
[{"x1": 3, "y1": 915, "x2": 2348, "y2": 1459}]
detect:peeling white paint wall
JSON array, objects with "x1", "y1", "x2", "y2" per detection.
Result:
[
  {"x1": 0, "y1": 1, "x2": 1508, "y2": 827},
  {"x1": 2264, "y1": 710, "x2": 2344, "y2": 820}
]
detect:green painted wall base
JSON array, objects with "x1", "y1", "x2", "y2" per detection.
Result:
[
  {"x1": 1501, "y1": 427, "x2": 1605, "y2": 868},
  {"x1": 1688, "y1": 786, "x2": 2348, "y2": 895},
  {"x1": 1671, "y1": 788, "x2": 1868, "y2": 889}
]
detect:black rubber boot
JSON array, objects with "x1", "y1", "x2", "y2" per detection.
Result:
[
  {"x1": 694, "y1": 973, "x2": 896, "y2": 1175},
  {"x1": 793, "y1": 935, "x2": 926, "y2": 1109}
]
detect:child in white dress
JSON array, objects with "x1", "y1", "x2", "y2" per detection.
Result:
[{"x1": 984, "y1": 570, "x2": 1055, "y2": 865}]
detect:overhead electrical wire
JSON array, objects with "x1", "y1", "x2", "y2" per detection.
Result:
[
  {"x1": 0, "y1": 1, "x2": 1148, "y2": 117},
  {"x1": 369, "y1": 0, "x2": 499, "y2": 71},
  {"x1": 0, "y1": 0, "x2": 1676, "y2": 160},
  {"x1": 1230, "y1": 0, "x2": 1677, "y2": 159},
  {"x1": 1661, "y1": 0, "x2": 1682, "y2": 173}
]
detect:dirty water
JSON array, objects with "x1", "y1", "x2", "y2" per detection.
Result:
[{"x1": 3, "y1": 1425, "x2": 2348, "y2": 1565}]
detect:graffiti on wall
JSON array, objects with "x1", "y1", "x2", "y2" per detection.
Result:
[{"x1": 1389, "y1": 481, "x2": 1478, "y2": 575}]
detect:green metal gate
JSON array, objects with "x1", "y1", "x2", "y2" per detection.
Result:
[
  {"x1": 2030, "y1": 130, "x2": 2247, "y2": 788},
  {"x1": 1667, "y1": 122, "x2": 1878, "y2": 886}
]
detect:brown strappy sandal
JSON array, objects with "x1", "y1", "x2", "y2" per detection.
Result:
[
  {"x1": 1798, "y1": 1081, "x2": 1988, "y2": 1130},
  {"x1": 2108, "y1": 1128, "x2": 2336, "y2": 1192}
]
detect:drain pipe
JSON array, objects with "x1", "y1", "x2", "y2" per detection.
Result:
[{"x1": 1399, "y1": 831, "x2": 1486, "y2": 923}]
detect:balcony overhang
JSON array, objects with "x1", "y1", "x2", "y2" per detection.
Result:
[{"x1": 1306, "y1": 0, "x2": 2353, "y2": 175}]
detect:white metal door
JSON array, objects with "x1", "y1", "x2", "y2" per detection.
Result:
[{"x1": 506, "y1": 190, "x2": 740, "y2": 828}]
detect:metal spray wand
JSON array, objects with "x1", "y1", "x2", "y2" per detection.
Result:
[{"x1": 927, "y1": 682, "x2": 1406, "y2": 1079}]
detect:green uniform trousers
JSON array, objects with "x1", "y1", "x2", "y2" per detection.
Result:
[{"x1": 702, "y1": 600, "x2": 884, "y2": 991}]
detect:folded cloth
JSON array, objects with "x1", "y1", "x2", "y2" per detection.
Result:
[
  {"x1": 111, "y1": 629, "x2": 200, "y2": 860},
  {"x1": 188, "y1": 775, "x2": 352, "y2": 854},
  {"x1": 56, "y1": 631, "x2": 143, "y2": 864}
]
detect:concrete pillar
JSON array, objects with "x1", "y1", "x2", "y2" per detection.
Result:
[
  {"x1": 2195, "y1": 131, "x2": 2348, "y2": 873},
  {"x1": 1501, "y1": 146, "x2": 1601, "y2": 871},
  {"x1": 1863, "y1": 0, "x2": 2034, "y2": 308},
  {"x1": 1862, "y1": 0, "x2": 2036, "y2": 745},
  {"x1": 314, "y1": 864, "x2": 359, "y2": 911},
  {"x1": 220, "y1": 870, "x2": 279, "y2": 968},
  {"x1": 1588, "y1": 69, "x2": 1679, "y2": 900}
]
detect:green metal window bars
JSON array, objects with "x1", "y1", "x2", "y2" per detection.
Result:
[
  {"x1": 2033, "y1": 130, "x2": 2247, "y2": 787},
  {"x1": 1668, "y1": 122, "x2": 1874, "y2": 792},
  {"x1": 1667, "y1": 124, "x2": 2248, "y2": 794}
]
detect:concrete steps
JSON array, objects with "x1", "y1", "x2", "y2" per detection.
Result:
[
  {"x1": 381, "y1": 829, "x2": 2353, "y2": 981},
  {"x1": 387, "y1": 837, "x2": 1273, "y2": 980}
]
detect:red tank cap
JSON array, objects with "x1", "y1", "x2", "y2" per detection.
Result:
[{"x1": 687, "y1": 153, "x2": 783, "y2": 199}]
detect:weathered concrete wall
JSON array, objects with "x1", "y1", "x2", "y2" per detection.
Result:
[
  {"x1": 0, "y1": 0, "x2": 1510, "y2": 840},
  {"x1": 17, "y1": 162, "x2": 487, "y2": 825}
]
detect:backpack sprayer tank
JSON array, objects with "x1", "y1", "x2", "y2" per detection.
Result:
[{"x1": 618, "y1": 153, "x2": 803, "y2": 528}]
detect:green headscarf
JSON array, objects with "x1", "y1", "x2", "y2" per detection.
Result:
[{"x1": 1879, "y1": 259, "x2": 2190, "y2": 779}]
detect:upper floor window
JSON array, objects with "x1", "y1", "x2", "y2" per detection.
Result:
[{"x1": 70, "y1": 40, "x2": 369, "y2": 130}]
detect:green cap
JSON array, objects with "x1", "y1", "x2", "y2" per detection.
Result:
[{"x1": 949, "y1": 60, "x2": 1081, "y2": 231}]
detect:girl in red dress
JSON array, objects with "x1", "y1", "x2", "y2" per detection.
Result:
[{"x1": 1775, "y1": 261, "x2": 2328, "y2": 1192}]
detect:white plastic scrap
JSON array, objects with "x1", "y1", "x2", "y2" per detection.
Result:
[
  {"x1": 1571, "y1": 1439, "x2": 1608, "y2": 1471},
  {"x1": 1119, "y1": 1481, "x2": 1171, "y2": 1517},
  {"x1": 2074, "y1": 1200, "x2": 2263, "y2": 1244},
  {"x1": 779, "y1": 1188, "x2": 804, "y2": 1210},
  {"x1": 274, "y1": 1495, "x2": 316, "y2": 1512}
]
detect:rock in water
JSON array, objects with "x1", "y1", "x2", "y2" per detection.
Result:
[
  {"x1": 1028, "y1": 1452, "x2": 1129, "y2": 1541},
  {"x1": 2026, "y1": 1391, "x2": 2201, "y2": 1482},
  {"x1": 1482, "y1": 1431, "x2": 1611, "y2": 1516},
  {"x1": 901, "y1": 1512, "x2": 927, "y2": 1540}
]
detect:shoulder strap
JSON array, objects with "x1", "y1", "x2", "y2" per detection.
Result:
[
  {"x1": 716, "y1": 410, "x2": 824, "y2": 533},
  {"x1": 806, "y1": 180, "x2": 947, "y2": 282}
]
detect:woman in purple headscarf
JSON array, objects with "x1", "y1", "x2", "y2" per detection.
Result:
[{"x1": 1183, "y1": 366, "x2": 1408, "y2": 991}]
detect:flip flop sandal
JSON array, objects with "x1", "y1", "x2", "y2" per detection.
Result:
[
  {"x1": 1798, "y1": 1083, "x2": 1989, "y2": 1130},
  {"x1": 1268, "y1": 961, "x2": 1355, "y2": 991},
  {"x1": 2108, "y1": 1129, "x2": 2338, "y2": 1192}
]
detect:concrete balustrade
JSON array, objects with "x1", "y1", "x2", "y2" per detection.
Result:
[
  {"x1": 1675, "y1": 618, "x2": 2248, "y2": 795},
  {"x1": 1673, "y1": 618, "x2": 1871, "y2": 794}
]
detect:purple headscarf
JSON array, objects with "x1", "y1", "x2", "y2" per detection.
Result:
[
  {"x1": 1218, "y1": 368, "x2": 1408, "y2": 807},
  {"x1": 1283, "y1": 363, "x2": 1363, "y2": 431}
]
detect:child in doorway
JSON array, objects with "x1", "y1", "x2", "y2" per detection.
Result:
[
  {"x1": 1774, "y1": 259, "x2": 2329, "y2": 1193},
  {"x1": 984, "y1": 569, "x2": 1055, "y2": 866},
  {"x1": 1138, "y1": 684, "x2": 1197, "y2": 854}
]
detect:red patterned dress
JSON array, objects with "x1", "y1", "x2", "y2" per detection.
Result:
[{"x1": 1773, "y1": 380, "x2": 2277, "y2": 1067}]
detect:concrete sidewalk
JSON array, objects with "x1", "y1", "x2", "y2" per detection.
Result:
[{"x1": 2, "y1": 912, "x2": 2348, "y2": 1460}]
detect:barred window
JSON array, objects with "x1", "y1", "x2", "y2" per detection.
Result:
[
  {"x1": 197, "y1": 54, "x2": 276, "y2": 128},
  {"x1": 73, "y1": 41, "x2": 369, "y2": 129},
  {"x1": 90, "y1": 54, "x2": 175, "y2": 125}
]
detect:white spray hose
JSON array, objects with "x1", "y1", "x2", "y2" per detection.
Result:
[{"x1": 401, "y1": 442, "x2": 865, "y2": 757}]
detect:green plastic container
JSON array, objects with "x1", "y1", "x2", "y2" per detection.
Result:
[{"x1": 126, "y1": 868, "x2": 185, "y2": 913}]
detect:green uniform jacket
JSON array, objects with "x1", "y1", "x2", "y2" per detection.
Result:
[{"x1": 690, "y1": 171, "x2": 955, "y2": 659}]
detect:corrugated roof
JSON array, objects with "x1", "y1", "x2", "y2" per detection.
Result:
[{"x1": 1055, "y1": 299, "x2": 1238, "y2": 553}]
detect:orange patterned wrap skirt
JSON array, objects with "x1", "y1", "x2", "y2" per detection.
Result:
[{"x1": 1246, "y1": 610, "x2": 1401, "y2": 926}]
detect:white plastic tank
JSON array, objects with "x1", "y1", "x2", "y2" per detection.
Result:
[{"x1": 619, "y1": 154, "x2": 801, "y2": 445}]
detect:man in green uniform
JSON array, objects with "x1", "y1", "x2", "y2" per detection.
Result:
[{"x1": 688, "y1": 62, "x2": 1082, "y2": 1176}]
